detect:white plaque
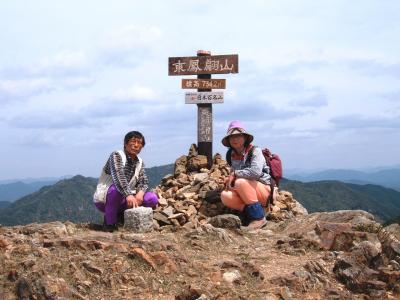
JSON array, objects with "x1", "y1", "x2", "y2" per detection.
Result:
[{"x1": 185, "y1": 92, "x2": 224, "y2": 104}]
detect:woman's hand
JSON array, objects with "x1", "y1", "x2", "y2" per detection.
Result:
[
  {"x1": 126, "y1": 195, "x2": 138, "y2": 208},
  {"x1": 135, "y1": 190, "x2": 144, "y2": 206},
  {"x1": 224, "y1": 171, "x2": 236, "y2": 190},
  {"x1": 223, "y1": 176, "x2": 230, "y2": 190}
]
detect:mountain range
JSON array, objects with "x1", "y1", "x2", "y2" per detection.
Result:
[
  {"x1": 0, "y1": 201, "x2": 10, "y2": 209},
  {"x1": 0, "y1": 165, "x2": 175, "y2": 204},
  {"x1": 0, "y1": 176, "x2": 100, "y2": 226},
  {"x1": 280, "y1": 179, "x2": 400, "y2": 223},
  {"x1": 0, "y1": 168, "x2": 400, "y2": 226},
  {"x1": 0, "y1": 180, "x2": 58, "y2": 203},
  {"x1": 286, "y1": 168, "x2": 400, "y2": 191}
]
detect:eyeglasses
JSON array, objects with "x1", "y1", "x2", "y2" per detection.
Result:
[{"x1": 126, "y1": 139, "x2": 143, "y2": 146}]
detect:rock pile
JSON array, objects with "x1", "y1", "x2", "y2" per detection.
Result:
[
  {"x1": 152, "y1": 144, "x2": 308, "y2": 229},
  {"x1": 268, "y1": 210, "x2": 400, "y2": 297}
]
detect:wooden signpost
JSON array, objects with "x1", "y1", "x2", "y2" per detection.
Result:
[{"x1": 168, "y1": 50, "x2": 239, "y2": 167}]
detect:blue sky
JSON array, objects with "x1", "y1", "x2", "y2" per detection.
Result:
[{"x1": 1, "y1": 0, "x2": 400, "y2": 180}]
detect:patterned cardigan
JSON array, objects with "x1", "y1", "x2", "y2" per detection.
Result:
[{"x1": 103, "y1": 150, "x2": 149, "y2": 197}]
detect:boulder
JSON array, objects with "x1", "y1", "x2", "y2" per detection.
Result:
[
  {"x1": 208, "y1": 214, "x2": 241, "y2": 229},
  {"x1": 124, "y1": 207, "x2": 153, "y2": 232},
  {"x1": 187, "y1": 155, "x2": 208, "y2": 172},
  {"x1": 174, "y1": 155, "x2": 187, "y2": 176}
]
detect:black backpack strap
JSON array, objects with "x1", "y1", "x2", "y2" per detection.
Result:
[
  {"x1": 267, "y1": 178, "x2": 276, "y2": 207},
  {"x1": 226, "y1": 148, "x2": 232, "y2": 166},
  {"x1": 245, "y1": 145, "x2": 255, "y2": 164}
]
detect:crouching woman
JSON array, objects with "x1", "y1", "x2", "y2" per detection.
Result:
[
  {"x1": 93, "y1": 131, "x2": 158, "y2": 231},
  {"x1": 220, "y1": 121, "x2": 271, "y2": 229}
]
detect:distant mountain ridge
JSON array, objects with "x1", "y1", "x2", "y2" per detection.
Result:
[
  {"x1": 0, "y1": 165, "x2": 174, "y2": 204},
  {"x1": 0, "y1": 201, "x2": 10, "y2": 209},
  {"x1": 1, "y1": 169, "x2": 400, "y2": 226},
  {"x1": 0, "y1": 165, "x2": 174, "y2": 226},
  {"x1": 0, "y1": 180, "x2": 58, "y2": 202},
  {"x1": 287, "y1": 168, "x2": 400, "y2": 191},
  {"x1": 280, "y1": 178, "x2": 400, "y2": 223},
  {"x1": 145, "y1": 164, "x2": 174, "y2": 188},
  {"x1": 0, "y1": 176, "x2": 100, "y2": 226}
]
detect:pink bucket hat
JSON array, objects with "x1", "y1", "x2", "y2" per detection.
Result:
[{"x1": 221, "y1": 120, "x2": 254, "y2": 147}]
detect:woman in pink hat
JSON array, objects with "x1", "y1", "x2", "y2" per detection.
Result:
[{"x1": 221, "y1": 121, "x2": 271, "y2": 229}]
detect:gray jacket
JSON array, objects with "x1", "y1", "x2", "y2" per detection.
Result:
[{"x1": 231, "y1": 146, "x2": 271, "y2": 185}]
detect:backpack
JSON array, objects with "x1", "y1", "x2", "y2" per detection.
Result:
[
  {"x1": 261, "y1": 148, "x2": 283, "y2": 187},
  {"x1": 226, "y1": 146, "x2": 283, "y2": 206}
]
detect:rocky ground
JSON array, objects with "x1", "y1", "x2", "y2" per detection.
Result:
[
  {"x1": 1, "y1": 210, "x2": 399, "y2": 300},
  {"x1": 0, "y1": 146, "x2": 399, "y2": 299}
]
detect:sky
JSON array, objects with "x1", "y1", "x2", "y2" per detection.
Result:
[{"x1": 1, "y1": 0, "x2": 400, "y2": 180}]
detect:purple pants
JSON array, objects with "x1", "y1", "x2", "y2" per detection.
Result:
[{"x1": 95, "y1": 184, "x2": 158, "y2": 225}]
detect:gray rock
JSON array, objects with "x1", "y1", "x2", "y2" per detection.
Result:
[
  {"x1": 188, "y1": 143, "x2": 198, "y2": 157},
  {"x1": 384, "y1": 223, "x2": 400, "y2": 240},
  {"x1": 208, "y1": 214, "x2": 241, "y2": 229},
  {"x1": 291, "y1": 200, "x2": 308, "y2": 216},
  {"x1": 351, "y1": 241, "x2": 382, "y2": 263},
  {"x1": 222, "y1": 269, "x2": 241, "y2": 283},
  {"x1": 174, "y1": 155, "x2": 187, "y2": 176},
  {"x1": 187, "y1": 155, "x2": 208, "y2": 172},
  {"x1": 162, "y1": 206, "x2": 174, "y2": 217},
  {"x1": 193, "y1": 173, "x2": 209, "y2": 184},
  {"x1": 124, "y1": 207, "x2": 153, "y2": 233}
]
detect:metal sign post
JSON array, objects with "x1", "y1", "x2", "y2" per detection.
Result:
[{"x1": 168, "y1": 50, "x2": 239, "y2": 167}]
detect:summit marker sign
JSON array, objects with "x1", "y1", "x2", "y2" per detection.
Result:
[
  {"x1": 168, "y1": 54, "x2": 238, "y2": 76},
  {"x1": 168, "y1": 50, "x2": 238, "y2": 167}
]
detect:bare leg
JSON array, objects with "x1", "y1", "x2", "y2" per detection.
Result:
[
  {"x1": 221, "y1": 178, "x2": 271, "y2": 211},
  {"x1": 221, "y1": 189, "x2": 246, "y2": 211},
  {"x1": 234, "y1": 178, "x2": 270, "y2": 206}
]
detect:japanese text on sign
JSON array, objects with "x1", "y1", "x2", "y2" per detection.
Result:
[
  {"x1": 185, "y1": 92, "x2": 224, "y2": 104},
  {"x1": 199, "y1": 107, "x2": 212, "y2": 142},
  {"x1": 182, "y1": 79, "x2": 226, "y2": 89},
  {"x1": 168, "y1": 55, "x2": 238, "y2": 75}
]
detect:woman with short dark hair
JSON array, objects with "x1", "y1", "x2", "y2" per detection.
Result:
[{"x1": 93, "y1": 131, "x2": 158, "y2": 231}]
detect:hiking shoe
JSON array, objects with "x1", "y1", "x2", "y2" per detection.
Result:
[
  {"x1": 239, "y1": 212, "x2": 249, "y2": 226},
  {"x1": 103, "y1": 224, "x2": 118, "y2": 232},
  {"x1": 117, "y1": 211, "x2": 125, "y2": 226},
  {"x1": 247, "y1": 218, "x2": 267, "y2": 230}
]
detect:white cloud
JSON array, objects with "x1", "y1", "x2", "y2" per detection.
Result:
[
  {"x1": 104, "y1": 25, "x2": 162, "y2": 50},
  {"x1": 0, "y1": 49, "x2": 96, "y2": 102},
  {"x1": 0, "y1": 77, "x2": 53, "y2": 101},
  {"x1": 99, "y1": 25, "x2": 162, "y2": 67},
  {"x1": 111, "y1": 84, "x2": 158, "y2": 102},
  {"x1": 330, "y1": 114, "x2": 400, "y2": 130},
  {"x1": 61, "y1": 76, "x2": 95, "y2": 89},
  {"x1": 33, "y1": 50, "x2": 90, "y2": 76}
]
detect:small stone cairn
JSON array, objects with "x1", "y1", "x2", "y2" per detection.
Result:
[{"x1": 152, "y1": 144, "x2": 308, "y2": 230}]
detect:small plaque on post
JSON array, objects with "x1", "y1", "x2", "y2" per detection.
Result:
[
  {"x1": 182, "y1": 79, "x2": 226, "y2": 89},
  {"x1": 185, "y1": 92, "x2": 224, "y2": 104}
]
